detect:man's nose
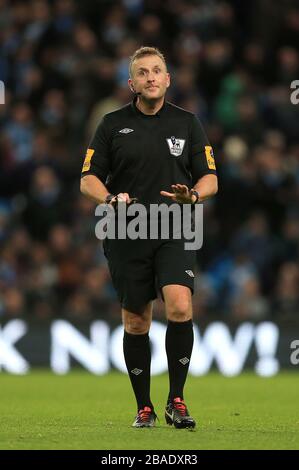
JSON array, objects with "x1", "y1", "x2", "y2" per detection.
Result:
[{"x1": 147, "y1": 73, "x2": 155, "y2": 82}]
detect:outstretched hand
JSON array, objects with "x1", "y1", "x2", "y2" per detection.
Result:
[{"x1": 160, "y1": 184, "x2": 195, "y2": 204}]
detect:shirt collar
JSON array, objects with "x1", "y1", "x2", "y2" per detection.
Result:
[{"x1": 131, "y1": 96, "x2": 167, "y2": 117}]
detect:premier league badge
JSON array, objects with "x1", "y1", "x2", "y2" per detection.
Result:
[{"x1": 166, "y1": 136, "x2": 186, "y2": 156}]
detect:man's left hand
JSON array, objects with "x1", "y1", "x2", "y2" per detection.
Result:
[{"x1": 160, "y1": 184, "x2": 197, "y2": 204}]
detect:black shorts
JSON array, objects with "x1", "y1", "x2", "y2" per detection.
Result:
[{"x1": 103, "y1": 237, "x2": 196, "y2": 314}]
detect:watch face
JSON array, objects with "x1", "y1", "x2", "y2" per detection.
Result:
[{"x1": 191, "y1": 190, "x2": 199, "y2": 203}]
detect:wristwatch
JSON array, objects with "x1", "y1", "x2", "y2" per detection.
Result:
[
  {"x1": 104, "y1": 193, "x2": 116, "y2": 204},
  {"x1": 190, "y1": 189, "x2": 200, "y2": 204}
]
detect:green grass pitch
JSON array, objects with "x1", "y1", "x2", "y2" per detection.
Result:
[{"x1": 0, "y1": 370, "x2": 298, "y2": 450}]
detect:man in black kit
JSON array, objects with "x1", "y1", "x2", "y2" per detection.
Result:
[{"x1": 80, "y1": 47, "x2": 218, "y2": 429}]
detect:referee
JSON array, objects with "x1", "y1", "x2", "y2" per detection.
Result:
[{"x1": 80, "y1": 47, "x2": 218, "y2": 428}]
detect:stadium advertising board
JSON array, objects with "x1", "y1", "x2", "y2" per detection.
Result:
[{"x1": 0, "y1": 320, "x2": 298, "y2": 376}]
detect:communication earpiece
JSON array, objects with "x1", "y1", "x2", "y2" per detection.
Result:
[{"x1": 130, "y1": 83, "x2": 141, "y2": 95}]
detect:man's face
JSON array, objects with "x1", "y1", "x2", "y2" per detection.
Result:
[{"x1": 128, "y1": 54, "x2": 170, "y2": 100}]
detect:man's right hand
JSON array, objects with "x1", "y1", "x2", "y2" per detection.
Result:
[
  {"x1": 108, "y1": 193, "x2": 138, "y2": 206},
  {"x1": 116, "y1": 193, "x2": 131, "y2": 203}
]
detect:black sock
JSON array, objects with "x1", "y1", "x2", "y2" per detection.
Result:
[
  {"x1": 165, "y1": 319, "x2": 194, "y2": 402},
  {"x1": 123, "y1": 331, "x2": 152, "y2": 411}
]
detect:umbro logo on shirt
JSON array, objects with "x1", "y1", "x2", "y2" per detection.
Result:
[{"x1": 119, "y1": 128, "x2": 134, "y2": 134}]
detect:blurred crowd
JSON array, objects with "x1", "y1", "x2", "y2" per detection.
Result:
[{"x1": 0, "y1": 0, "x2": 299, "y2": 324}]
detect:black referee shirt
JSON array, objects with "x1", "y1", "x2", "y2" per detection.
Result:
[{"x1": 81, "y1": 97, "x2": 216, "y2": 206}]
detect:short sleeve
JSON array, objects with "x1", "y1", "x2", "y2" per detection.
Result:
[
  {"x1": 81, "y1": 116, "x2": 111, "y2": 182},
  {"x1": 190, "y1": 115, "x2": 217, "y2": 185}
]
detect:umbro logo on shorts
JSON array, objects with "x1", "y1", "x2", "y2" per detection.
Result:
[
  {"x1": 119, "y1": 128, "x2": 134, "y2": 134},
  {"x1": 131, "y1": 368, "x2": 143, "y2": 375},
  {"x1": 185, "y1": 270, "x2": 194, "y2": 277}
]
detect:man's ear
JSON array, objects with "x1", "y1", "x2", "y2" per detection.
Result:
[
  {"x1": 166, "y1": 73, "x2": 171, "y2": 88},
  {"x1": 128, "y1": 79, "x2": 135, "y2": 93}
]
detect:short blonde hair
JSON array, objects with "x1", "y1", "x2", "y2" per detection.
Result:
[{"x1": 129, "y1": 46, "x2": 167, "y2": 77}]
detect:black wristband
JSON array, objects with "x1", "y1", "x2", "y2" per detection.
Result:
[
  {"x1": 104, "y1": 193, "x2": 116, "y2": 204},
  {"x1": 190, "y1": 189, "x2": 200, "y2": 204}
]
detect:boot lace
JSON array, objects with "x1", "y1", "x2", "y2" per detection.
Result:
[
  {"x1": 138, "y1": 406, "x2": 152, "y2": 422},
  {"x1": 173, "y1": 398, "x2": 187, "y2": 416}
]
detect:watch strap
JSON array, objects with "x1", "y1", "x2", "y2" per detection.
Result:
[{"x1": 190, "y1": 189, "x2": 200, "y2": 204}]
